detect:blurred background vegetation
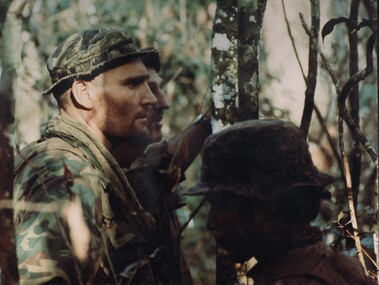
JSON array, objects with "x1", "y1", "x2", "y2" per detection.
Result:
[{"x1": 0, "y1": 0, "x2": 377, "y2": 284}]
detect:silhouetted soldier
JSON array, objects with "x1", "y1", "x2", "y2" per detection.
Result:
[{"x1": 187, "y1": 119, "x2": 374, "y2": 285}]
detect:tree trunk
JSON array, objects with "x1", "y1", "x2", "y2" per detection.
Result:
[
  {"x1": 237, "y1": 0, "x2": 267, "y2": 121},
  {"x1": 211, "y1": 0, "x2": 266, "y2": 133},
  {"x1": 210, "y1": 1, "x2": 267, "y2": 284},
  {"x1": 300, "y1": 0, "x2": 319, "y2": 135},
  {"x1": 0, "y1": 1, "x2": 26, "y2": 284},
  {"x1": 210, "y1": 0, "x2": 239, "y2": 132},
  {"x1": 348, "y1": 0, "x2": 361, "y2": 210}
]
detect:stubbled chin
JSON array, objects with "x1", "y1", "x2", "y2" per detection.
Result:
[
  {"x1": 149, "y1": 121, "x2": 162, "y2": 130},
  {"x1": 148, "y1": 122, "x2": 163, "y2": 142},
  {"x1": 149, "y1": 130, "x2": 162, "y2": 143}
]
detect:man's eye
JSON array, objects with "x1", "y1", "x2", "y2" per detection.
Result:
[
  {"x1": 127, "y1": 81, "x2": 143, "y2": 89},
  {"x1": 123, "y1": 77, "x2": 147, "y2": 89},
  {"x1": 128, "y1": 82, "x2": 140, "y2": 89}
]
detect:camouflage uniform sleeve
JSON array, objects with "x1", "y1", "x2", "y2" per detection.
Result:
[{"x1": 14, "y1": 147, "x2": 105, "y2": 285}]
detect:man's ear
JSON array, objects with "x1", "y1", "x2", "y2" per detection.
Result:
[{"x1": 71, "y1": 80, "x2": 94, "y2": 110}]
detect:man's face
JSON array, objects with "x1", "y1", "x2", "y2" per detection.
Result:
[
  {"x1": 206, "y1": 192, "x2": 270, "y2": 263},
  {"x1": 88, "y1": 59, "x2": 157, "y2": 145},
  {"x1": 146, "y1": 68, "x2": 170, "y2": 143}
]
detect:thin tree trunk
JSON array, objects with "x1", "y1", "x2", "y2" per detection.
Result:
[
  {"x1": 237, "y1": 0, "x2": 266, "y2": 121},
  {"x1": 300, "y1": 0, "x2": 319, "y2": 135},
  {"x1": 348, "y1": 0, "x2": 361, "y2": 210},
  {"x1": 361, "y1": 2, "x2": 379, "y2": 276},
  {"x1": 0, "y1": 1, "x2": 26, "y2": 284},
  {"x1": 211, "y1": 0, "x2": 266, "y2": 132},
  {"x1": 210, "y1": 0, "x2": 238, "y2": 133},
  {"x1": 210, "y1": 2, "x2": 239, "y2": 282},
  {"x1": 210, "y1": 1, "x2": 267, "y2": 284}
]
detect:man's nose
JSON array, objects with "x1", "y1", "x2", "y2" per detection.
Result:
[
  {"x1": 142, "y1": 82, "x2": 158, "y2": 105},
  {"x1": 156, "y1": 90, "x2": 170, "y2": 109}
]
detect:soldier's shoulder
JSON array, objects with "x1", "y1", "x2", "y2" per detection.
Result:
[
  {"x1": 254, "y1": 242, "x2": 374, "y2": 285},
  {"x1": 16, "y1": 137, "x2": 84, "y2": 162},
  {"x1": 14, "y1": 137, "x2": 106, "y2": 189},
  {"x1": 16, "y1": 137, "x2": 91, "y2": 170},
  {"x1": 310, "y1": 244, "x2": 374, "y2": 285}
]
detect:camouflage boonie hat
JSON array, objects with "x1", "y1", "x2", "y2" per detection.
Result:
[
  {"x1": 187, "y1": 119, "x2": 334, "y2": 200},
  {"x1": 42, "y1": 28, "x2": 159, "y2": 96}
]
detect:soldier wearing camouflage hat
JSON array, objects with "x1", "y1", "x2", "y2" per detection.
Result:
[
  {"x1": 14, "y1": 28, "x2": 163, "y2": 284},
  {"x1": 187, "y1": 119, "x2": 374, "y2": 285}
]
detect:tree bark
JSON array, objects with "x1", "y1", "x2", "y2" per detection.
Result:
[
  {"x1": 348, "y1": 0, "x2": 361, "y2": 209},
  {"x1": 0, "y1": 0, "x2": 11, "y2": 28},
  {"x1": 211, "y1": 0, "x2": 266, "y2": 132},
  {"x1": 210, "y1": 1, "x2": 267, "y2": 284},
  {"x1": 0, "y1": 1, "x2": 26, "y2": 284},
  {"x1": 211, "y1": 2, "x2": 239, "y2": 282},
  {"x1": 210, "y1": 0, "x2": 239, "y2": 132},
  {"x1": 300, "y1": 0, "x2": 319, "y2": 135},
  {"x1": 237, "y1": 0, "x2": 266, "y2": 121}
]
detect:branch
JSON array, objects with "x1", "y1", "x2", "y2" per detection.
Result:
[
  {"x1": 300, "y1": 13, "x2": 377, "y2": 162},
  {"x1": 338, "y1": 116, "x2": 367, "y2": 274},
  {"x1": 281, "y1": 3, "x2": 344, "y2": 176},
  {"x1": 313, "y1": 105, "x2": 344, "y2": 176},
  {"x1": 300, "y1": 12, "x2": 379, "y2": 275},
  {"x1": 300, "y1": 0, "x2": 319, "y2": 135},
  {"x1": 348, "y1": 0, "x2": 361, "y2": 208},
  {"x1": 336, "y1": 221, "x2": 378, "y2": 273},
  {"x1": 281, "y1": 0, "x2": 306, "y2": 81},
  {"x1": 338, "y1": 32, "x2": 378, "y2": 162}
]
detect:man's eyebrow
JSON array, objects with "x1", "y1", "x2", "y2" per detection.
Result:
[{"x1": 121, "y1": 74, "x2": 149, "y2": 85}]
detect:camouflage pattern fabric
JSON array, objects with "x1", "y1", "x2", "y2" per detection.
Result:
[
  {"x1": 14, "y1": 138, "x2": 103, "y2": 284},
  {"x1": 14, "y1": 118, "x2": 157, "y2": 284},
  {"x1": 42, "y1": 115, "x2": 154, "y2": 231},
  {"x1": 42, "y1": 28, "x2": 158, "y2": 96}
]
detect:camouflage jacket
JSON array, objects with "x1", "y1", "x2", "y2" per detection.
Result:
[
  {"x1": 248, "y1": 239, "x2": 374, "y2": 285},
  {"x1": 14, "y1": 135, "x2": 156, "y2": 284}
]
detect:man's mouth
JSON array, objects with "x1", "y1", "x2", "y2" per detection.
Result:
[
  {"x1": 150, "y1": 111, "x2": 163, "y2": 123},
  {"x1": 135, "y1": 112, "x2": 148, "y2": 120},
  {"x1": 151, "y1": 115, "x2": 163, "y2": 124}
]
